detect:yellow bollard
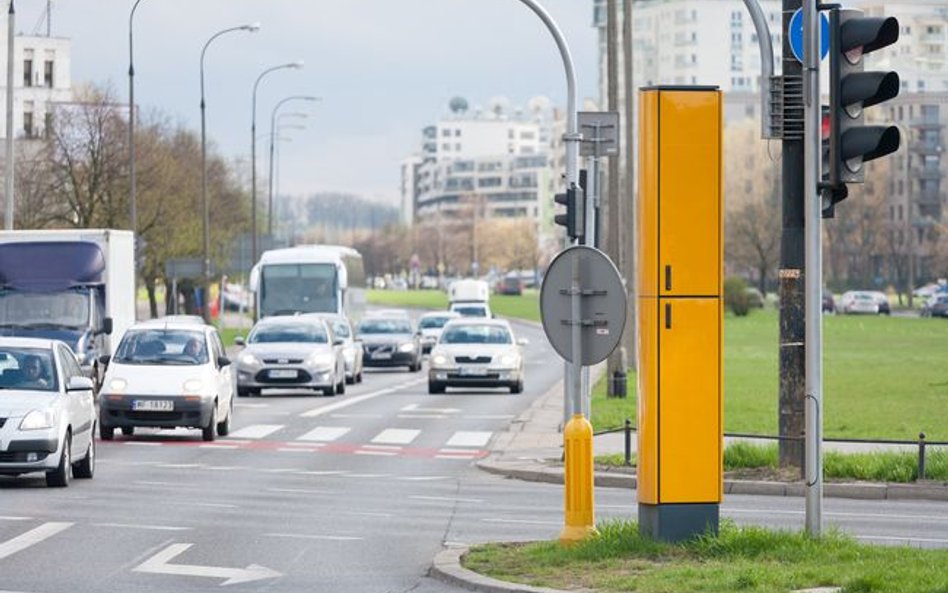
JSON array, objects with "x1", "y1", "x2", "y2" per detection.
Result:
[{"x1": 559, "y1": 413, "x2": 597, "y2": 545}]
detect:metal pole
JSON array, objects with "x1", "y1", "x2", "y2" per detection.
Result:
[
  {"x1": 742, "y1": 0, "x2": 777, "y2": 139},
  {"x1": 267, "y1": 96, "x2": 318, "y2": 250},
  {"x1": 621, "y1": 0, "x2": 635, "y2": 375},
  {"x1": 128, "y1": 0, "x2": 146, "y2": 241},
  {"x1": 803, "y1": 0, "x2": 823, "y2": 537},
  {"x1": 4, "y1": 0, "x2": 15, "y2": 230}
]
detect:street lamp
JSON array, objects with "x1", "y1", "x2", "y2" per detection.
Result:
[
  {"x1": 4, "y1": 0, "x2": 15, "y2": 230},
  {"x1": 200, "y1": 22, "x2": 260, "y2": 323},
  {"x1": 250, "y1": 60, "x2": 304, "y2": 264},
  {"x1": 268, "y1": 114, "x2": 307, "y2": 235},
  {"x1": 128, "y1": 0, "x2": 150, "y2": 241},
  {"x1": 268, "y1": 95, "x2": 320, "y2": 238}
]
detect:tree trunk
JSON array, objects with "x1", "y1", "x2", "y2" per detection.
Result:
[
  {"x1": 145, "y1": 275, "x2": 159, "y2": 318},
  {"x1": 164, "y1": 279, "x2": 175, "y2": 315}
]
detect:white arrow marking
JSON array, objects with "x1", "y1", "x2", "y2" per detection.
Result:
[
  {"x1": 134, "y1": 543, "x2": 281, "y2": 586},
  {"x1": 400, "y1": 403, "x2": 461, "y2": 413},
  {"x1": 0, "y1": 522, "x2": 73, "y2": 560}
]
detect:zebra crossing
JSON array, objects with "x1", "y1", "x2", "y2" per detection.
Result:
[{"x1": 104, "y1": 423, "x2": 495, "y2": 461}]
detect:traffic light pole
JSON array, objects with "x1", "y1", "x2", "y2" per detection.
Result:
[
  {"x1": 803, "y1": 0, "x2": 824, "y2": 537},
  {"x1": 779, "y1": 0, "x2": 807, "y2": 474}
]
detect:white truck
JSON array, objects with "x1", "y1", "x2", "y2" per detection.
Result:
[
  {"x1": 448, "y1": 279, "x2": 492, "y2": 318},
  {"x1": 0, "y1": 229, "x2": 136, "y2": 385}
]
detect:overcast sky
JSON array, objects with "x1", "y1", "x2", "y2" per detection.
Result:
[{"x1": 22, "y1": 0, "x2": 599, "y2": 205}]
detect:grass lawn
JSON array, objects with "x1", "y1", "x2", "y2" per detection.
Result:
[
  {"x1": 463, "y1": 521, "x2": 948, "y2": 593},
  {"x1": 367, "y1": 289, "x2": 540, "y2": 322}
]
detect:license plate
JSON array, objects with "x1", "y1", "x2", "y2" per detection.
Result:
[
  {"x1": 460, "y1": 367, "x2": 488, "y2": 377},
  {"x1": 132, "y1": 399, "x2": 173, "y2": 412},
  {"x1": 269, "y1": 369, "x2": 298, "y2": 379},
  {"x1": 372, "y1": 352, "x2": 392, "y2": 360}
]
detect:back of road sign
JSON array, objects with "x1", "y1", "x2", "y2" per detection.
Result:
[{"x1": 539, "y1": 245, "x2": 626, "y2": 366}]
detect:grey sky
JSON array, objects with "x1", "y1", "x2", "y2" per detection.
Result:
[{"x1": 23, "y1": 1, "x2": 599, "y2": 205}]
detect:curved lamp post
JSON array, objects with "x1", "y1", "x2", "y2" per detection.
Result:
[
  {"x1": 268, "y1": 95, "x2": 320, "y2": 238},
  {"x1": 199, "y1": 22, "x2": 260, "y2": 322}
]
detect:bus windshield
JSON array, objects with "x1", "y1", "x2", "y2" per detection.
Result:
[{"x1": 259, "y1": 263, "x2": 337, "y2": 317}]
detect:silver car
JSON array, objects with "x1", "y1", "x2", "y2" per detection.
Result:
[
  {"x1": 428, "y1": 319, "x2": 526, "y2": 394},
  {"x1": 417, "y1": 311, "x2": 460, "y2": 354},
  {"x1": 0, "y1": 337, "x2": 96, "y2": 487},
  {"x1": 235, "y1": 317, "x2": 346, "y2": 397},
  {"x1": 304, "y1": 313, "x2": 363, "y2": 384}
]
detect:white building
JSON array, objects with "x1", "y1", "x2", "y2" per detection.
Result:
[{"x1": 0, "y1": 14, "x2": 72, "y2": 139}]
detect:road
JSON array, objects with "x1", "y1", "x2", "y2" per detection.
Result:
[{"x1": 1, "y1": 319, "x2": 947, "y2": 593}]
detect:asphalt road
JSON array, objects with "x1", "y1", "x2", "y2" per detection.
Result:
[{"x1": 1, "y1": 319, "x2": 947, "y2": 593}]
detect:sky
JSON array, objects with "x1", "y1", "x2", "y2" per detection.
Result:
[{"x1": 20, "y1": 0, "x2": 600, "y2": 205}]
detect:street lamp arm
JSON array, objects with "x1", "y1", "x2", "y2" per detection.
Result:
[
  {"x1": 129, "y1": 0, "x2": 148, "y2": 77},
  {"x1": 201, "y1": 25, "x2": 257, "y2": 103}
]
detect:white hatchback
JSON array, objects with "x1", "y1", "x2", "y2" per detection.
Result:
[
  {"x1": 0, "y1": 337, "x2": 96, "y2": 487},
  {"x1": 98, "y1": 321, "x2": 235, "y2": 441}
]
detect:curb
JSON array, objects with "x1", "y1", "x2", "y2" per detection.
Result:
[
  {"x1": 430, "y1": 546, "x2": 567, "y2": 593},
  {"x1": 476, "y1": 458, "x2": 948, "y2": 502}
]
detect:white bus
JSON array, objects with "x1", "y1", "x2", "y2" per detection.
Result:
[{"x1": 249, "y1": 246, "x2": 366, "y2": 321}]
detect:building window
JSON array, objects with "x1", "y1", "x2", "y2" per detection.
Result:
[
  {"x1": 455, "y1": 143, "x2": 461, "y2": 151},
  {"x1": 44, "y1": 112, "x2": 53, "y2": 137},
  {"x1": 23, "y1": 111, "x2": 34, "y2": 137},
  {"x1": 441, "y1": 128, "x2": 450, "y2": 137},
  {"x1": 442, "y1": 143, "x2": 450, "y2": 151},
  {"x1": 44, "y1": 60, "x2": 53, "y2": 87},
  {"x1": 23, "y1": 59, "x2": 33, "y2": 87},
  {"x1": 898, "y1": 205, "x2": 904, "y2": 221},
  {"x1": 454, "y1": 129, "x2": 461, "y2": 137}
]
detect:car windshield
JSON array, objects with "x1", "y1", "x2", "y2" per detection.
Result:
[
  {"x1": 454, "y1": 306, "x2": 488, "y2": 317},
  {"x1": 441, "y1": 325, "x2": 512, "y2": 345},
  {"x1": 0, "y1": 347, "x2": 58, "y2": 392},
  {"x1": 419, "y1": 316, "x2": 453, "y2": 329},
  {"x1": 249, "y1": 324, "x2": 328, "y2": 344},
  {"x1": 113, "y1": 329, "x2": 209, "y2": 366},
  {"x1": 358, "y1": 319, "x2": 412, "y2": 334}
]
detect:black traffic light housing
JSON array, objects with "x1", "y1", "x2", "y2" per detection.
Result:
[
  {"x1": 823, "y1": 7, "x2": 901, "y2": 217},
  {"x1": 554, "y1": 175, "x2": 586, "y2": 242}
]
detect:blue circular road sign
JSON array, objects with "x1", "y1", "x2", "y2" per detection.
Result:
[{"x1": 789, "y1": 8, "x2": 830, "y2": 64}]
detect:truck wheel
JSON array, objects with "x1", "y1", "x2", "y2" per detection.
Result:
[
  {"x1": 100, "y1": 424, "x2": 114, "y2": 441},
  {"x1": 121, "y1": 426, "x2": 134, "y2": 437}
]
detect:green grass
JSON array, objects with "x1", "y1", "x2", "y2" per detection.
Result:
[
  {"x1": 463, "y1": 521, "x2": 948, "y2": 593},
  {"x1": 595, "y1": 453, "x2": 637, "y2": 467},
  {"x1": 218, "y1": 327, "x2": 245, "y2": 348},
  {"x1": 366, "y1": 289, "x2": 540, "y2": 322},
  {"x1": 595, "y1": 441, "x2": 948, "y2": 483}
]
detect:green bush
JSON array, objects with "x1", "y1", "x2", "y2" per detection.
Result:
[{"x1": 725, "y1": 277, "x2": 752, "y2": 317}]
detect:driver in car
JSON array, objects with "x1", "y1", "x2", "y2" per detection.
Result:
[
  {"x1": 183, "y1": 338, "x2": 205, "y2": 360},
  {"x1": 21, "y1": 355, "x2": 50, "y2": 388}
]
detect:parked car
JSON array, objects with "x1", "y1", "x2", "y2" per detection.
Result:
[
  {"x1": 306, "y1": 313, "x2": 363, "y2": 384},
  {"x1": 357, "y1": 314, "x2": 422, "y2": 372},
  {"x1": 428, "y1": 318, "x2": 527, "y2": 394},
  {"x1": 98, "y1": 321, "x2": 235, "y2": 441},
  {"x1": 922, "y1": 294, "x2": 948, "y2": 318},
  {"x1": 839, "y1": 291, "x2": 882, "y2": 315},
  {"x1": 417, "y1": 311, "x2": 461, "y2": 354},
  {"x1": 0, "y1": 338, "x2": 96, "y2": 487},
  {"x1": 496, "y1": 275, "x2": 524, "y2": 296},
  {"x1": 866, "y1": 291, "x2": 891, "y2": 315},
  {"x1": 234, "y1": 316, "x2": 346, "y2": 397}
]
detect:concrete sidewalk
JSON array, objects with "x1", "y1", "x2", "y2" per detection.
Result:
[{"x1": 478, "y1": 377, "x2": 948, "y2": 502}]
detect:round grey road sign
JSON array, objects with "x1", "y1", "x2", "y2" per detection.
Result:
[{"x1": 540, "y1": 245, "x2": 627, "y2": 365}]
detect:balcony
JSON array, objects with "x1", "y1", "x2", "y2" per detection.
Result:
[
  {"x1": 912, "y1": 139, "x2": 945, "y2": 155},
  {"x1": 915, "y1": 167, "x2": 943, "y2": 181},
  {"x1": 915, "y1": 187, "x2": 943, "y2": 205}
]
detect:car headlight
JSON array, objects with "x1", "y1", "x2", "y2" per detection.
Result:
[
  {"x1": 431, "y1": 354, "x2": 449, "y2": 367},
  {"x1": 19, "y1": 409, "x2": 55, "y2": 431},
  {"x1": 108, "y1": 378, "x2": 127, "y2": 393},
  {"x1": 498, "y1": 354, "x2": 520, "y2": 368},
  {"x1": 240, "y1": 353, "x2": 261, "y2": 366},
  {"x1": 398, "y1": 342, "x2": 415, "y2": 353},
  {"x1": 183, "y1": 379, "x2": 204, "y2": 394},
  {"x1": 308, "y1": 352, "x2": 333, "y2": 368}
]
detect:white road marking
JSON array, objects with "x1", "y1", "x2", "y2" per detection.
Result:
[
  {"x1": 0, "y1": 522, "x2": 73, "y2": 560},
  {"x1": 206, "y1": 466, "x2": 242, "y2": 471},
  {"x1": 296, "y1": 470, "x2": 349, "y2": 476},
  {"x1": 347, "y1": 473, "x2": 390, "y2": 478},
  {"x1": 400, "y1": 404, "x2": 461, "y2": 413},
  {"x1": 360, "y1": 444, "x2": 402, "y2": 451},
  {"x1": 445, "y1": 431, "x2": 493, "y2": 448},
  {"x1": 134, "y1": 543, "x2": 281, "y2": 586},
  {"x1": 264, "y1": 533, "x2": 363, "y2": 542},
  {"x1": 371, "y1": 429, "x2": 420, "y2": 445},
  {"x1": 297, "y1": 426, "x2": 351, "y2": 442},
  {"x1": 283, "y1": 441, "x2": 326, "y2": 448},
  {"x1": 158, "y1": 464, "x2": 203, "y2": 469},
  {"x1": 330, "y1": 413, "x2": 382, "y2": 419},
  {"x1": 227, "y1": 424, "x2": 284, "y2": 439},
  {"x1": 277, "y1": 447, "x2": 319, "y2": 453},
  {"x1": 267, "y1": 487, "x2": 330, "y2": 495},
  {"x1": 482, "y1": 518, "x2": 560, "y2": 526},
  {"x1": 300, "y1": 380, "x2": 425, "y2": 418},
  {"x1": 262, "y1": 468, "x2": 304, "y2": 473},
  {"x1": 398, "y1": 476, "x2": 450, "y2": 481},
  {"x1": 199, "y1": 444, "x2": 238, "y2": 450},
  {"x1": 93, "y1": 522, "x2": 191, "y2": 532},
  {"x1": 398, "y1": 414, "x2": 448, "y2": 419},
  {"x1": 435, "y1": 454, "x2": 478, "y2": 459},
  {"x1": 0, "y1": 517, "x2": 32, "y2": 522},
  {"x1": 124, "y1": 441, "x2": 161, "y2": 447},
  {"x1": 409, "y1": 495, "x2": 484, "y2": 504},
  {"x1": 355, "y1": 450, "x2": 398, "y2": 456}
]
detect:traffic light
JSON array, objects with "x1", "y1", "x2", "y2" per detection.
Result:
[
  {"x1": 824, "y1": 7, "x2": 901, "y2": 216},
  {"x1": 554, "y1": 180, "x2": 585, "y2": 242}
]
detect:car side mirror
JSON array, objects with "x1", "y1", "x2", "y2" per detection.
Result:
[
  {"x1": 218, "y1": 356, "x2": 231, "y2": 367},
  {"x1": 517, "y1": 338, "x2": 529, "y2": 346},
  {"x1": 102, "y1": 317, "x2": 114, "y2": 335},
  {"x1": 98, "y1": 354, "x2": 111, "y2": 366},
  {"x1": 67, "y1": 376, "x2": 95, "y2": 392},
  {"x1": 234, "y1": 336, "x2": 246, "y2": 347}
]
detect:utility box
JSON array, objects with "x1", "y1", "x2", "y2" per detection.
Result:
[{"x1": 636, "y1": 86, "x2": 723, "y2": 542}]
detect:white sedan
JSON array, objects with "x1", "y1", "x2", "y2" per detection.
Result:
[
  {"x1": 0, "y1": 337, "x2": 96, "y2": 487},
  {"x1": 98, "y1": 321, "x2": 235, "y2": 441},
  {"x1": 428, "y1": 319, "x2": 527, "y2": 394}
]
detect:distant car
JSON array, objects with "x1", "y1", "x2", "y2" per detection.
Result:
[
  {"x1": 839, "y1": 291, "x2": 881, "y2": 315},
  {"x1": 306, "y1": 313, "x2": 363, "y2": 384},
  {"x1": 417, "y1": 311, "x2": 461, "y2": 354},
  {"x1": 922, "y1": 294, "x2": 948, "y2": 318},
  {"x1": 822, "y1": 293, "x2": 836, "y2": 314},
  {"x1": 234, "y1": 317, "x2": 346, "y2": 397},
  {"x1": 745, "y1": 287, "x2": 765, "y2": 308},
  {"x1": 99, "y1": 321, "x2": 235, "y2": 441},
  {"x1": 450, "y1": 302, "x2": 492, "y2": 318},
  {"x1": 428, "y1": 318, "x2": 527, "y2": 394},
  {"x1": 496, "y1": 276, "x2": 524, "y2": 296},
  {"x1": 866, "y1": 291, "x2": 891, "y2": 315},
  {"x1": 357, "y1": 315, "x2": 422, "y2": 372},
  {"x1": 0, "y1": 338, "x2": 96, "y2": 487}
]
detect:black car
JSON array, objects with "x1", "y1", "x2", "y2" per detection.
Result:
[
  {"x1": 922, "y1": 295, "x2": 948, "y2": 318},
  {"x1": 357, "y1": 315, "x2": 422, "y2": 372}
]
